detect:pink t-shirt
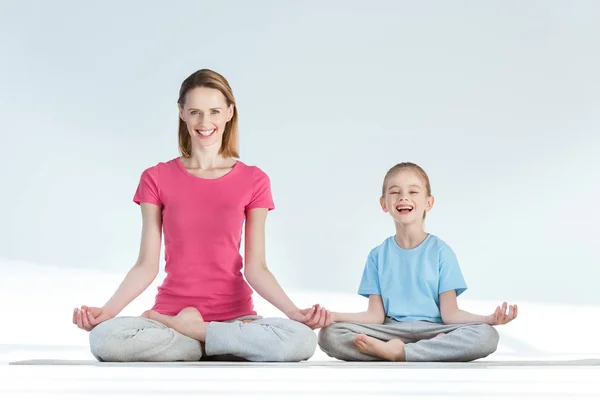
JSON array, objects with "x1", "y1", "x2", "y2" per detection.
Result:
[{"x1": 133, "y1": 157, "x2": 275, "y2": 321}]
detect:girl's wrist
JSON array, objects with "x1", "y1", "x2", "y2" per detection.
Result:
[{"x1": 330, "y1": 312, "x2": 340, "y2": 323}]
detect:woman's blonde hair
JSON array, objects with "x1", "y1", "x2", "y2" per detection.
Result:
[{"x1": 177, "y1": 69, "x2": 239, "y2": 158}]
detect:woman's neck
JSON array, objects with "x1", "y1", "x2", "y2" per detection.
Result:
[{"x1": 186, "y1": 147, "x2": 232, "y2": 170}]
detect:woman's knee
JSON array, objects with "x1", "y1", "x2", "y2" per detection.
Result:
[
  {"x1": 259, "y1": 318, "x2": 317, "y2": 361},
  {"x1": 89, "y1": 317, "x2": 130, "y2": 361},
  {"x1": 89, "y1": 316, "x2": 185, "y2": 362},
  {"x1": 283, "y1": 321, "x2": 317, "y2": 361}
]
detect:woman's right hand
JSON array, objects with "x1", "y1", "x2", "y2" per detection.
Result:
[{"x1": 72, "y1": 305, "x2": 113, "y2": 331}]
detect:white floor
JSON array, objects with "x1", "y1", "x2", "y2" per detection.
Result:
[{"x1": 1, "y1": 260, "x2": 599, "y2": 399}]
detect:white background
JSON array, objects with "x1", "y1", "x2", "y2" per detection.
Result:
[{"x1": 1, "y1": 0, "x2": 598, "y2": 329}]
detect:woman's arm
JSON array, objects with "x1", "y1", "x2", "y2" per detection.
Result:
[
  {"x1": 102, "y1": 203, "x2": 162, "y2": 314},
  {"x1": 330, "y1": 295, "x2": 386, "y2": 324},
  {"x1": 243, "y1": 208, "x2": 301, "y2": 317},
  {"x1": 73, "y1": 203, "x2": 162, "y2": 331},
  {"x1": 439, "y1": 290, "x2": 518, "y2": 325}
]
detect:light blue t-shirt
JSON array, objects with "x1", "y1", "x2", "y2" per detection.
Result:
[{"x1": 358, "y1": 234, "x2": 467, "y2": 323}]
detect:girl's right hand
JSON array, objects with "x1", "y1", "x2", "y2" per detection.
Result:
[{"x1": 72, "y1": 305, "x2": 113, "y2": 331}]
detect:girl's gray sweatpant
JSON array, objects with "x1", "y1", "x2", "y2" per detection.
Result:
[
  {"x1": 89, "y1": 314, "x2": 317, "y2": 362},
  {"x1": 318, "y1": 319, "x2": 499, "y2": 362}
]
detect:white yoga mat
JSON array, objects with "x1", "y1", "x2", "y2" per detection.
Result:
[{"x1": 9, "y1": 359, "x2": 600, "y2": 367}]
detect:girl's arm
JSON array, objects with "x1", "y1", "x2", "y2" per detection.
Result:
[
  {"x1": 73, "y1": 203, "x2": 162, "y2": 331},
  {"x1": 243, "y1": 208, "x2": 314, "y2": 322},
  {"x1": 439, "y1": 290, "x2": 518, "y2": 325},
  {"x1": 329, "y1": 295, "x2": 386, "y2": 324}
]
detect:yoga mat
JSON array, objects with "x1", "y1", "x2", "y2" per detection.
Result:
[{"x1": 9, "y1": 359, "x2": 600, "y2": 368}]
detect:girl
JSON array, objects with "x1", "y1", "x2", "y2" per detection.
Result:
[
  {"x1": 72, "y1": 69, "x2": 323, "y2": 362},
  {"x1": 317, "y1": 162, "x2": 518, "y2": 362}
]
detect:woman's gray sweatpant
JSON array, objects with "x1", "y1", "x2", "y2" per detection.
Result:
[
  {"x1": 318, "y1": 319, "x2": 499, "y2": 362},
  {"x1": 89, "y1": 315, "x2": 317, "y2": 362}
]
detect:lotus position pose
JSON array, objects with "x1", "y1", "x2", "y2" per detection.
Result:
[
  {"x1": 72, "y1": 69, "x2": 322, "y2": 362},
  {"x1": 316, "y1": 162, "x2": 518, "y2": 362}
]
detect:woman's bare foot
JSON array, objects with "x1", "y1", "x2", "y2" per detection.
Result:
[
  {"x1": 354, "y1": 334, "x2": 406, "y2": 361},
  {"x1": 144, "y1": 307, "x2": 209, "y2": 342}
]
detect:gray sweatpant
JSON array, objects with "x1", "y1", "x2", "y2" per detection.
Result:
[
  {"x1": 318, "y1": 319, "x2": 499, "y2": 362},
  {"x1": 89, "y1": 315, "x2": 317, "y2": 362}
]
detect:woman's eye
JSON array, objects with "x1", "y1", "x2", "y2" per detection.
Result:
[
  {"x1": 211, "y1": 110, "x2": 220, "y2": 114},
  {"x1": 190, "y1": 111, "x2": 198, "y2": 115}
]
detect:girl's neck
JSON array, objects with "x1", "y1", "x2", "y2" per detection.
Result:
[{"x1": 393, "y1": 223, "x2": 428, "y2": 250}]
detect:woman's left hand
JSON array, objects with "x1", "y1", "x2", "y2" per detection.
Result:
[{"x1": 287, "y1": 304, "x2": 333, "y2": 329}]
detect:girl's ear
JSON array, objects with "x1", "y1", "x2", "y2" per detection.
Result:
[
  {"x1": 380, "y1": 196, "x2": 388, "y2": 213},
  {"x1": 426, "y1": 195, "x2": 435, "y2": 212}
]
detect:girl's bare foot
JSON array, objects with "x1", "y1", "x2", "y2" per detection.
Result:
[
  {"x1": 354, "y1": 334, "x2": 406, "y2": 361},
  {"x1": 144, "y1": 307, "x2": 209, "y2": 342}
]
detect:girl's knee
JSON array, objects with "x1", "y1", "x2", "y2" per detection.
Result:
[
  {"x1": 471, "y1": 324, "x2": 500, "y2": 357},
  {"x1": 317, "y1": 324, "x2": 346, "y2": 354}
]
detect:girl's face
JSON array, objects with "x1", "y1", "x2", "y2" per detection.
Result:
[
  {"x1": 380, "y1": 170, "x2": 434, "y2": 225},
  {"x1": 179, "y1": 86, "x2": 234, "y2": 152}
]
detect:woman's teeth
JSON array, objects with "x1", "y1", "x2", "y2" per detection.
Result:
[{"x1": 197, "y1": 129, "x2": 214, "y2": 137}]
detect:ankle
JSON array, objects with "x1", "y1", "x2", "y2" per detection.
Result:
[{"x1": 390, "y1": 341, "x2": 406, "y2": 361}]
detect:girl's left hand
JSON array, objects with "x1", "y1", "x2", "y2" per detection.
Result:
[{"x1": 485, "y1": 302, "x2": 518, "y2": 325}]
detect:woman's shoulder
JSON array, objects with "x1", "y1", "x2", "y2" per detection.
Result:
[
  {"x1": 234, "y1": 160, "x2": 270, "y2": 179},
  {"x1": 139, "y1": 157, "x2": 180, "y2": 174}
]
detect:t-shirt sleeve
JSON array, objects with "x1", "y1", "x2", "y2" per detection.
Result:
[
  {"x1": 438, "y1": 243, "x2": 467, "y2": 296},
  {"x1": 357, "y1": 251, "x2": 381, "y2": 298},
  {"x1": 133, "y1": 166, "x2": 162, "y2": 207},
  {"x1": 245, "y1": 167, "x2": 275, "y2": 211}
]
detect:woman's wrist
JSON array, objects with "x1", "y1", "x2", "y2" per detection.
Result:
[{"x1": 283, "y1": 306, "x2": 300, "y2": 318}]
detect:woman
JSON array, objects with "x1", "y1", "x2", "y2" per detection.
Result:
[{"x1": 72, "y1": 69, "x2": 325, "y2": 362}]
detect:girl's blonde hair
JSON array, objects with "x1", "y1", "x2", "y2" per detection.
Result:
[
  {"x1": 382, "y1": 162, "x2": 432, "y2": 218},
  {"x1": 177, "y1": 69, "x2": 239, "y2": 158}
]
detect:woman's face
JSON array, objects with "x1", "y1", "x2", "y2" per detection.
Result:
[{"x1": 179, "y1": 86, "x2": 234, "y2": 151}]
